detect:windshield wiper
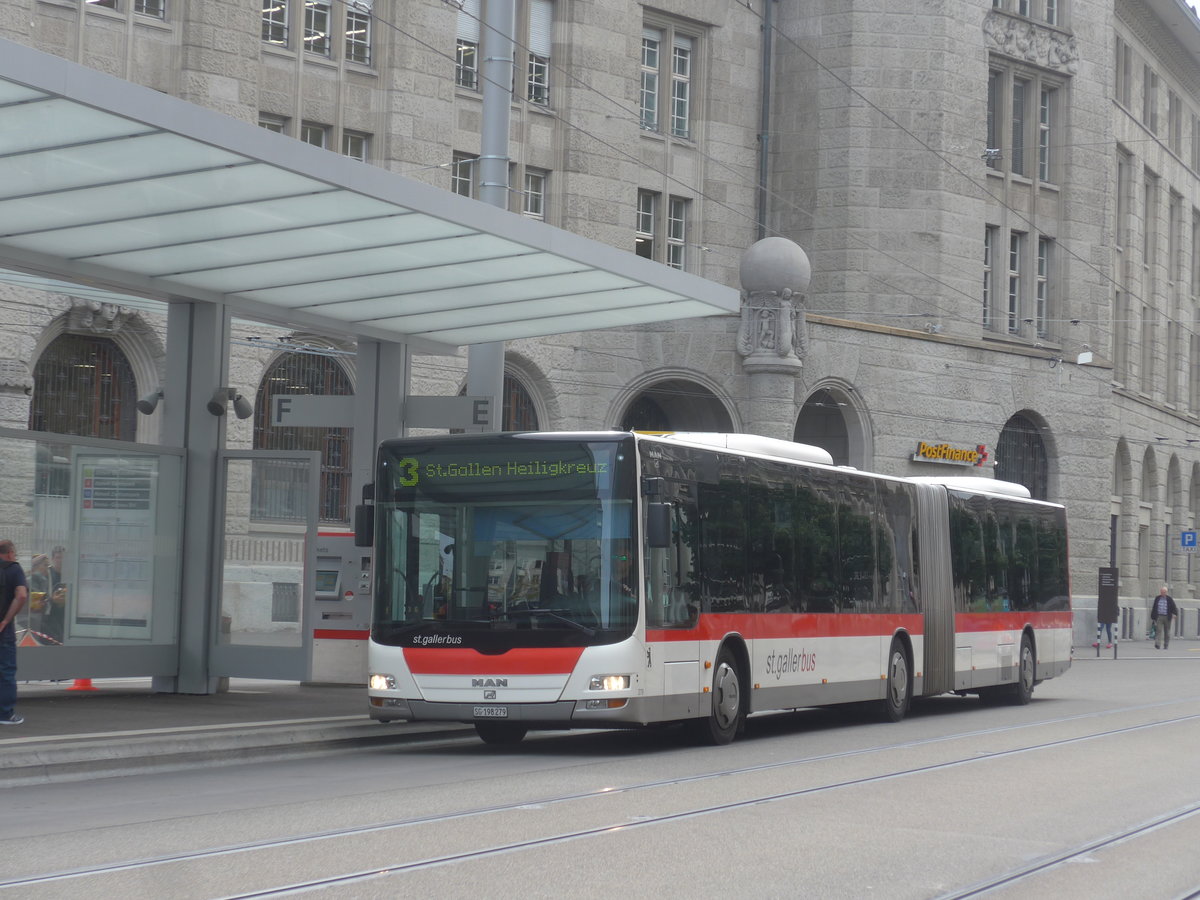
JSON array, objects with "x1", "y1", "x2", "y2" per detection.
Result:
[{"x1": 502, "y1": 607, "x2": 595, "y2": 637}]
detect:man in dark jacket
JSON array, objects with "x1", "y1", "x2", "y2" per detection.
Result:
[
  {"x1": 1150, "y1": 585, "x2": 1178, "y2": 650},
  {"x1": 0, "y1": 539, "x2": 28, "y2": 725}
]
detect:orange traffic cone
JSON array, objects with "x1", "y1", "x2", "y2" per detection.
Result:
[
  {"x1": 67, "y1": 678, "x2": 97, "y2": 692},
  {"x1": 18, "y1": 632, "x2": 39, "y2": 647}
]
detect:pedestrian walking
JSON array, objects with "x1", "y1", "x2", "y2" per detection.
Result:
[
  {"x1": 1150, "y1": 585, "x2": 1178, "y2": 650},
  {"x1": 0, "y1": 539, "x2": 29, "y2": 725}
]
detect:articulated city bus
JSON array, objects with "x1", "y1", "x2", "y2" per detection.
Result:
[{"x1": 362, "y1": 431, "x2": 1071, "y2": 745}]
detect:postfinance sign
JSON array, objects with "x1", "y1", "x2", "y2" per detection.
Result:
[{"x1": 912, "y1": 441, "x2": 987, "y2": 467}]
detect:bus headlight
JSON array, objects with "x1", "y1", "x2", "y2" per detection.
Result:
[
  {"x1": 589, "y1": 674, "x2": 630, "y2": 691},
  {"x1": 369, "y1": 673, "x2": 396, "y2": 690}
]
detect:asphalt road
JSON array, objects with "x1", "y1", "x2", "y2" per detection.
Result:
[{"x1": 1, "y1": 652, "x2": 1198, "y2": 899}]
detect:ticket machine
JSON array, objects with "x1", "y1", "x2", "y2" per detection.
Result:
[{"x1": 309, "y1": 532, "x2": 372, "y2": 683}]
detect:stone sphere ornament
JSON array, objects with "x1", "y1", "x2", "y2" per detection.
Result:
[{"x1": 739, "y1": 237, "x2": 811, "y2": 296}]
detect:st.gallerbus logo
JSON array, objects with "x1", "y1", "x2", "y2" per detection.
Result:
[{"x1": 912, "y1": 441, "x2": 988, "y2": 467}]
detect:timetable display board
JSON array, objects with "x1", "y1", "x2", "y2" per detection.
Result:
[{"x1": 69, "y1": 454, "x2": 157, "y2": 639}]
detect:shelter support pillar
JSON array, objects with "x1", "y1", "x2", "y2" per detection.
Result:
[
  {"x1": 352, "y1": 340, "x2": 407, "y2": 502},
  {"x1": 153, "y1": 301, "x2": 230, "y2": 694}
]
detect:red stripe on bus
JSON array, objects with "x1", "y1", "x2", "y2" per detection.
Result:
[
  {"x1": 403, "y1": 646, "x2": 585, "y2": 675},
  {"x1": 954, "y1": 610, "x2": 1073, "y2": 631},
  {"x1": 647, "y1": 612, "x2": 925, "y2": 642},
  {"x1": 314, "y1": 629, "x2": 370, "y2": 640}
]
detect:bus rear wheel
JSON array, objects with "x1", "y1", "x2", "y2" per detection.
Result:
[
  {"x1": 1008, "y1": 634, "x2": 1035, "y2": 705},
  {"x1": 882, "y1": 638, "x2": 911, "y2": 722},
  {"x1": 475, "y1": 722, "x2": 528, "y2": 745},
  {"x1": 686, "y1": 648, "x2": 742, "y2": 745}
]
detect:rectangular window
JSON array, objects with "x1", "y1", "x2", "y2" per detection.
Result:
[
  {"x1": 1141, "y1": 304, "x2": 1155, "y2": 393},
  {"x1": 1036, "y1": 236, "x2": 1052, "y2": 338},
  {"x1": 1011, "y1": 77, "x2": 1028, "y2": 176},
  {"x1": 1168, "y1": 192, "x2": 1183, "y2": 286},
  {"x1": 1114, "y1": 289, "x2": 1129, "y2": 383},
  {"x1": 1044, "y1": 0, "x2": 1057, "y2": 25},
  {"x1": 262, "y1": 0, "x2": 288, "y2": 46},
  {"x1": 134, "y1": 0, "x2": 165, "y2": 16},
  {"x1": 341, "y1": 131, "x2": 369, "y2": 161},
  {"x1": 1144, "y1": 173, "x2": 1158, "y2": 276},
  {"x1": 1168, "y1": 91, "x2": 1182, "y2": 157},
  {"x1": 456, "y1": 0, "x2": 481, "y2": 90},
  {"x1": 1116, "y1": 149, "x2": 1131, "y2": 253},
  {"x1": 526, "y1": 0, "x2": 552, "y2": 105},
  {"x1": 670, "y1": 35, "x2": 692, "y2": 139},
  {"x1": 300, "y1": 122, "x2": 328, "y2": 149},
  {"x1": 636, "y1": 190, "x2": 657, "y2": 259},
  {"x1": 1143, "y1": 65, "x2": 1158, "y2": 133},
  {"x1": 640, "y1": 28, "x2": 661, "y2": 131},
  {"x1": 522, "y1": 169, "x2": 546, "y2": 220},
  {"x1": 1193, "y1": 209, "x2": 1200, "y2": 298},
  {"x1": 986, "y1": 70, "x2": 1001, "y2": 169},
  {"x1": 304, "y1": 0, "x2": 332, "y2": 56},
  {"x1": 666, "y1": 196, "x2": 688, "y2": 269},
  {"x1": 1115, "y1": 37, "x2": 1132, "y2": 108},
  {"x1": 451, "y1": 154, "x2": 476, "y2": 198},
  {"x1": 1017, "y1": 0, "x2": 1029, "y2": 15},
  {"x1": 1008, "y1": 232, "x2": 1023, "y2": 334},
  {"x1": 87, "y1": 0, "x2": 117, "y2": 8},
  {"x1": 983, "y1": 226, "x2": 997, "y2": 327},
  {"x1": 344, "y1": 0, "x2": 372, "y2": 65},
  {"x1": 1038, "y1": 87, "x2": 1053, "y2": 182}
]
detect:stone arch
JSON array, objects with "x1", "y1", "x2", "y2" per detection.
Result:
[
  {"x1": 794, "y1": 380, "x2": 871, "y2": 468},
  {"x1": 1191, "y1": 461, "x2": 1200, "y2": 525},
  {"x1": 1113, "y1": 439, "x2": 1135, "y2": 578},
  {"x1": 32, "y1": 298, "x2": 166, "y2": 443},
  {"x1": 611, "y1": 370, "x2": 737, "y2": 433},
  {"x1": 995, "y1": 410, "x2": 1055, "y2": 500},
  {"x1": 1140, "y1": 445, "x2": 1159, "y2": 506},
  {"x1": 501, "y1": 352, "x2": 553, "y2": 431}
]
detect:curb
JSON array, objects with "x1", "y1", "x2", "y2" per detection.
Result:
[{"x1": 0, "y1": 720, "x2": 473, "y2": 787}]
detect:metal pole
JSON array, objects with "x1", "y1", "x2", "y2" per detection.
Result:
[
  {"x1": 466, "y1": 0, "x2": 516, "y2": 432},
  {"x1": 755, "y1": 0, "x2": 774, "y2": 241}
]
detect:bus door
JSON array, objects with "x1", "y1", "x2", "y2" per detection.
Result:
[{"x1": 644, "y1": 489, "x2": 701, "y2": 721}]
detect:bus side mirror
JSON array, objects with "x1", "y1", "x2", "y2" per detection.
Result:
[
  {"x1": 354, "y1": 505, "x2": 374, "y2": 547},
  {"x1": 354, "y1": 482, "x2": 375, "y2": 547},
  {"x1": 647, "y1": 502, "x2": 671, "y2": 548}
]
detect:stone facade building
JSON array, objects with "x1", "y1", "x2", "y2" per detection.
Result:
[{"x1": 3, "y1": 0, "x2": 1200, "y2": 642}]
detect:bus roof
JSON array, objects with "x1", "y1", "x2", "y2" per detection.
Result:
[
  {"x1": 641, "y1": 432, "x2": 835, "y2": 465},
  {"x1": 907, "y1": 475, "x2": 1032, "y2": 499}
]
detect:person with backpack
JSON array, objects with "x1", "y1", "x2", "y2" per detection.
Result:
[
  {"x1": 0, "y1": 539, "x2": 29, "y2": 725},
  {"x1": 1150, "y1": 585, "x2": 1179, "y2": 651}
]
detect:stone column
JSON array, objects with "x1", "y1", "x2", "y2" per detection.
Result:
[
  {"x1": 735, "y1": 238, "x2": 811, "y2": 441},
  {"x1": 0, "y1": 359, "x2": 32, "y2": 430}
]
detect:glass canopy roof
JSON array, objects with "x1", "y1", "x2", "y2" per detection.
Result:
[{"x1": 0, "y1": 39, "x2": 738, "y2": 353}]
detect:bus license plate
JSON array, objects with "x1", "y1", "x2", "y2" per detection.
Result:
[{"x1": 473, "y1": 706, "x2": 508, "y2": 718}]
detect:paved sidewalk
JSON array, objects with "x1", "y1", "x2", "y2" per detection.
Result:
[{"x1": 0, "y1": 678, "x2": 469, "y2": 787}]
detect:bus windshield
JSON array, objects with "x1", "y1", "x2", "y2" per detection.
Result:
[{"x1": 372, "y1": 435, "x2": 638, "y2": 650}]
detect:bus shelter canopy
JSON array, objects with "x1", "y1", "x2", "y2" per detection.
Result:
[{"x1": 0, "y1": 39, "x2": 738, "y2": 353}]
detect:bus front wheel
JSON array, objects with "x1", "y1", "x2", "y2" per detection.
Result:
[
  {"x1": 686, "y1": 648, "x2": 743, "y2": 745},
  {"x1": 475, "y1": 722, "x2": 528, "y2": 745},
  {"x1": 882, "y1": 638, "x2": 911, "y2": 722}
]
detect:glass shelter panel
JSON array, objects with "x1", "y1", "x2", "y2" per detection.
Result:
[
  {"x1": 0, "y1": 429, "x2": 183, "y2": 677},
  {"x1": 217, "y1": 455, "x2": 315, "y2": 662}
]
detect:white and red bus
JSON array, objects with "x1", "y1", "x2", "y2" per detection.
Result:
[{"x1": 362, "y1": 431, "x2": 1071, "y2": 745}]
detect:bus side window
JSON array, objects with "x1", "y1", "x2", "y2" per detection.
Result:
[{"x1": 645, "y1": 499, "x2": 698, "y2": 627}]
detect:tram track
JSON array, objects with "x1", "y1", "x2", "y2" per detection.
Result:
[
  {"x1": 935, "y1": 801, "x2": 1200, "y2": 898},
  {"x1": 4, "y1": 700, "x2": 1200, "y2": 896}
]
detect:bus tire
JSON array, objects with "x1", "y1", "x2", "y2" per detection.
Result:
[
  {"x1": 1007, "y1": 634, "x2": 1035, "y2": 705},
  {"x1": 475, "y1": 722, "x2": 528, "y2": 745},
  {"x1": 882, "y1": 638, "x2": 911, "y2": 722},
  {"x1": 686, "y1": 648, "x2": 742, "y2": 745}
]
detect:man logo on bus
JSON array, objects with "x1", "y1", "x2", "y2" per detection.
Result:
[{"x1": 472, "y1": 678, "x2": 508, "y2": 688}]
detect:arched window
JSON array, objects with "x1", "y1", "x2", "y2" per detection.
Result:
[
  {"x1": 995, "y1": 413, "x2": 1048, "y2": 500},
  {"x1": 253, "y1": 352, "x2": 353, "y2": 524},
  {"x1": 502, "y1": 373, "x2": 539, "y2": 430},
  {"x1": 29, "y1": 334, "x2": 137, "y2": 440},
  {"x1": 457, "y1": 373, "x2": 540, "y2": 431}
]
